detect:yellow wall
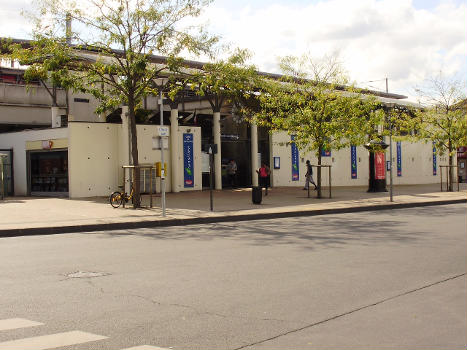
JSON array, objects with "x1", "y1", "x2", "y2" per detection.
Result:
[{"x1": 26, "y1": 138, "x2": 68, "y2": 151}]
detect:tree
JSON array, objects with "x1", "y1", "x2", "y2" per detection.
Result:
[
  {"x1": 252, "y1": 54, "x2": 380, "y2": 198},
  {"x1": 404, "y1": 73, "x2": 467, "y2": 191},
  {"x1": 5, "y1": 0, "x2": 217, "y2": 207}
]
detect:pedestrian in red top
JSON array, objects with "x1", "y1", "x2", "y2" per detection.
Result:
[{"x1": 256, "y1": 163, "x2": 271, "y2": 195}]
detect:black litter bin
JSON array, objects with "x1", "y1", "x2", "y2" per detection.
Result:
[{"x1": 252, "y1": 186, "x2": 262, "y2": 204}]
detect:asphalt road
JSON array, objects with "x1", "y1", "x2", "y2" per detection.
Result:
[{"x1": 0, "y1": 204, "x2": 466, "y2": 350}]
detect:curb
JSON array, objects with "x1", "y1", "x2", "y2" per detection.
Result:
[{"x1": 1, "y1": 198, "x2": 465, "y2": 238}]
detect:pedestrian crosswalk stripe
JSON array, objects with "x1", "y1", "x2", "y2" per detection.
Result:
[
  {"x1": 122, "y1": 346, "x2": 171, "y2": 350},
  {"x1": 0, "y1": 318, "x2": 43, "y2": 331},
  {"x1": 0, "y1": 330, "x2": 108, "y2": 350}
]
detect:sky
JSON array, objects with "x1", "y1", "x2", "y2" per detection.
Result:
[{"x1": 1, "y1": 0, "x2": 466, "y2": 101}]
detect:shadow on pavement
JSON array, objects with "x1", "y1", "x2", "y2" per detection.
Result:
[{"x1": 89, "y1": 205, "x2": 460, "y2": 251}]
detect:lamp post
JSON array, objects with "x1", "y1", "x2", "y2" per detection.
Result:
[
  {"x1": 159, "y1": 90, "x2": 166, "y2": 217},
  {"x1": 386, "y1": 78, "x2": 394, "y2": 202}
]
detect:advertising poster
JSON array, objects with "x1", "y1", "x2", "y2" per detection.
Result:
[
  {"x1": 397, "y1": 141, "x2": 402, "y2": 177},
  {"x1": 183, "y1": 133, "x2": 194, "y2": 187},
  {"x1": 351, "y1": 145, "x2": 357, "y2": 179},
  {"x1": 433, "y1": 143, "x2": 437, "y2": 176},
  {"x1": 375, "y1": 152, "x2": 386, "y2": 180},
  {"x1": 291, "y1": 135, "x2": 300, "y2": 181}
]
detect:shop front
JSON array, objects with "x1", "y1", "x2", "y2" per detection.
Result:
[{"x1": 28, "y1": 149, "x2": 69, "y2": 196}]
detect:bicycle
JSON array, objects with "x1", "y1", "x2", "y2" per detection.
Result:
[{"x1": 109, "y1": 186, "x2": 140, "y2": 208}]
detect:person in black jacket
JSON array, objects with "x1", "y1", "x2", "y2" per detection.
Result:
[{"x1": 303, "y1": 160, "x2": 318, "y2": 190}]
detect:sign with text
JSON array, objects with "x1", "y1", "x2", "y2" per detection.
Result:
[
  {"x1": 291, "y1": 135, "x2": 299, "y2": 181},
  {"x1": 183, "y1": 133, "x2": 194, "y2": 187},
  {"x1": 155, "y1": 125, "x2": 170, "y2": 137},
  {"x1": 375, "y1": 152, "x2": 386, "y2": 180},
  {"x1": 397, "y1": 141, "x2": 402, "y2": 176},
  {"x1": 351, "y1": 145, "x2": 357, "y2": 179},
  {"x1": 433, "y1": 143, "x2": 437, "y2": 176}
]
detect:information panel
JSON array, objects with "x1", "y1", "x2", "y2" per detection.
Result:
[
  {"x1": 375, "y1": 152, "x2": 386, "y2": 180},
  {"x1": 291, "y1": 135, "x2": 299, "y2": 181},
  {"x1": 396, "y1": 141, "x2": 402, "y2": 176},
  {"x1": 183, "y1": 133, "x2": 194, "y2": 187},
  {"x1": 351, "y1": 145, "x2": 357, "y2": 179}
]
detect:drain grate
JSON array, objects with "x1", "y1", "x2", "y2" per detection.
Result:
[{"x1": 66, "y1": 271, "x2": 110, "y2": 278}]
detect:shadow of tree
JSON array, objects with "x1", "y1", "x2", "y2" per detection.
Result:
[{"x1": 90, "y1": 205, "x2": 467, "y2": 250}]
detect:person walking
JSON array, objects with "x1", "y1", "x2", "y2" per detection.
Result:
[
  {"x1": 227, "y1": 159, "x2": 237, "y2": 188},
  {"x1": 256, "y1": 163, "x2": 271, "y2": 195},
  {"x1": 303, "y1": 160, "x2": 318, "y2": 190}
]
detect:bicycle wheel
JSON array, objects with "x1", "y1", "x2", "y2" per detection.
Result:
[{"x1": 109, "y1": 191, "x2": 124, "y2": 208}]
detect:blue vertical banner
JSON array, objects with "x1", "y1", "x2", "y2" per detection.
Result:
[
  {"x1": 432, "y1": 142, "x2": 437, "y2": 176},
  {"x1": 183, "y1": 133, "x2": 194, "y2": 187},
  {"x1": 350, "y1": 145, "x2": 357, "y2": 179},
  {"x1": 291, "y1": 135, "x2": 300, "y2": 181},
  {"x1": 396, "y1": 141, "x2": 402, "y2": 177}
]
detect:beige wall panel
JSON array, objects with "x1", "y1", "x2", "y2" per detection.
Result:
[
  {"x1": 135, "y1": 124, "x2": 172, "y2": 193},
  {"x1": 69, "y1": 94, "x2": 102, "y2": 122},
  {"x1": 68, "y1": 122, "x2": 119, "y2": 198},
  {"x1": 269, "y1": 132, "x2": 449, "y2": 188}
]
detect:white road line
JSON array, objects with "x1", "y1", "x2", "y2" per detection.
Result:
[
  {"x1": 122, "y1": 346, "x2": 171, "y2": 350},
  {"x1": 0, "y1": 318, "x2": 43, "y2": 331},
  {"x1": 0, "y1": 330, "x2": 108, "y2": 350}
]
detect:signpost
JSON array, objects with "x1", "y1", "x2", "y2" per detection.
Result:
[{"x1": 206, "y1": 144, "x2": 217, "y2": 211}]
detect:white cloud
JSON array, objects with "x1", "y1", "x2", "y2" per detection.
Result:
[
  {"x1": 202, "y1": 0, "x2": 467, "y2": 98},
  {"x1": 1, "y1": 0, "x2": 465, "y2": 100}
]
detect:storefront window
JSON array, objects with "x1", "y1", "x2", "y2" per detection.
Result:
[{"x1": 30, "y1": 151, "x2": 68, "y2": 194}]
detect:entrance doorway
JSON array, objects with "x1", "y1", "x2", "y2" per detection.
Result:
[
  {"x1": 199, "y1": 115, "x2": 270, "y2": 188},
  {"x1": 0, "y1": 149, "x2": 13, "y2": 196},
  {"x1": 28, "y1": 149, "x2": 69, "y2": 196}
]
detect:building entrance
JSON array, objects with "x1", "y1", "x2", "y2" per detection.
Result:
[
  {"x1": 29, "y1": 150, "x2": 69, "y2": 196},
  {"x1": 0, "y1": 149, "x2": 13, "y2": 196},
  {"x1": 199, "y1": 115, "x2": 270, "y2": 189}
]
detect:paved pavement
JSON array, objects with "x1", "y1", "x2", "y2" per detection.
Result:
[{"x1": 0, "y1": 183, "x2": 465, "y2": 237}]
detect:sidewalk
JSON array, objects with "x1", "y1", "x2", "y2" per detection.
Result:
[{"x1": 1, "y1": 184, "x2": 465, "y2": 237}]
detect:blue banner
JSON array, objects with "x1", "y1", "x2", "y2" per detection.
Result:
[
  {"x1": 291, "y1": 135, "x2": 299, "y2": 181},
  {"x1": 351, "y1": 145, "x2": 357, "y2": 179},
  {"x1": 321, "y1": 149, "x2": 331, "y2": 157},
  {"x1": 397, "y1": 141, "x2": 402, "y2": 177},
  {"x1": 433, "y1": 142, "x2": 437, "y2": 176},
  {"x1": 183, "y1": 133, "x2": 194, "y2": 187}
]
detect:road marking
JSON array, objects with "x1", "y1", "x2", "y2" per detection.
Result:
[
  {"x1": 0, "y1": 318, "x2": 43, "y2": 331},
  {"x1": 122, "y1": 346, "x2": 171, "y2": 350},
  {"x1": 0, "y1": 330, "x2": 107, "y2": 350}
]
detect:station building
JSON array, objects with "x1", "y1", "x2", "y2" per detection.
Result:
[{"x1": 0, "y1": 62, "x2": 452, "y2": 198}]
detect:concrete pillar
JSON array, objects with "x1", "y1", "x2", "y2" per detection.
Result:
[
  {"x1": 121, "y1": 106, "x2": 130, "y2": 193},
  {"x1": 251, "y1": 122, "x2": 259, "y2": 186},
  {"x1": 213, "y1": 111, "x2": 222, "y2": 190},
  {"x1": 170, "y1": 108, "x2": 180, "y2": 193}
]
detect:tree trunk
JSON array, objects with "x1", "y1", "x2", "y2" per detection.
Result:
[
  {"x1": 128, "y1": 98, "x2": 141, "y2": 208},
  {"x1": 317, "y1": 149, "x2": 322, "y2": 199},
  {"x1": 448, "y1": 140, "x2": 453, "y2": 192}
]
